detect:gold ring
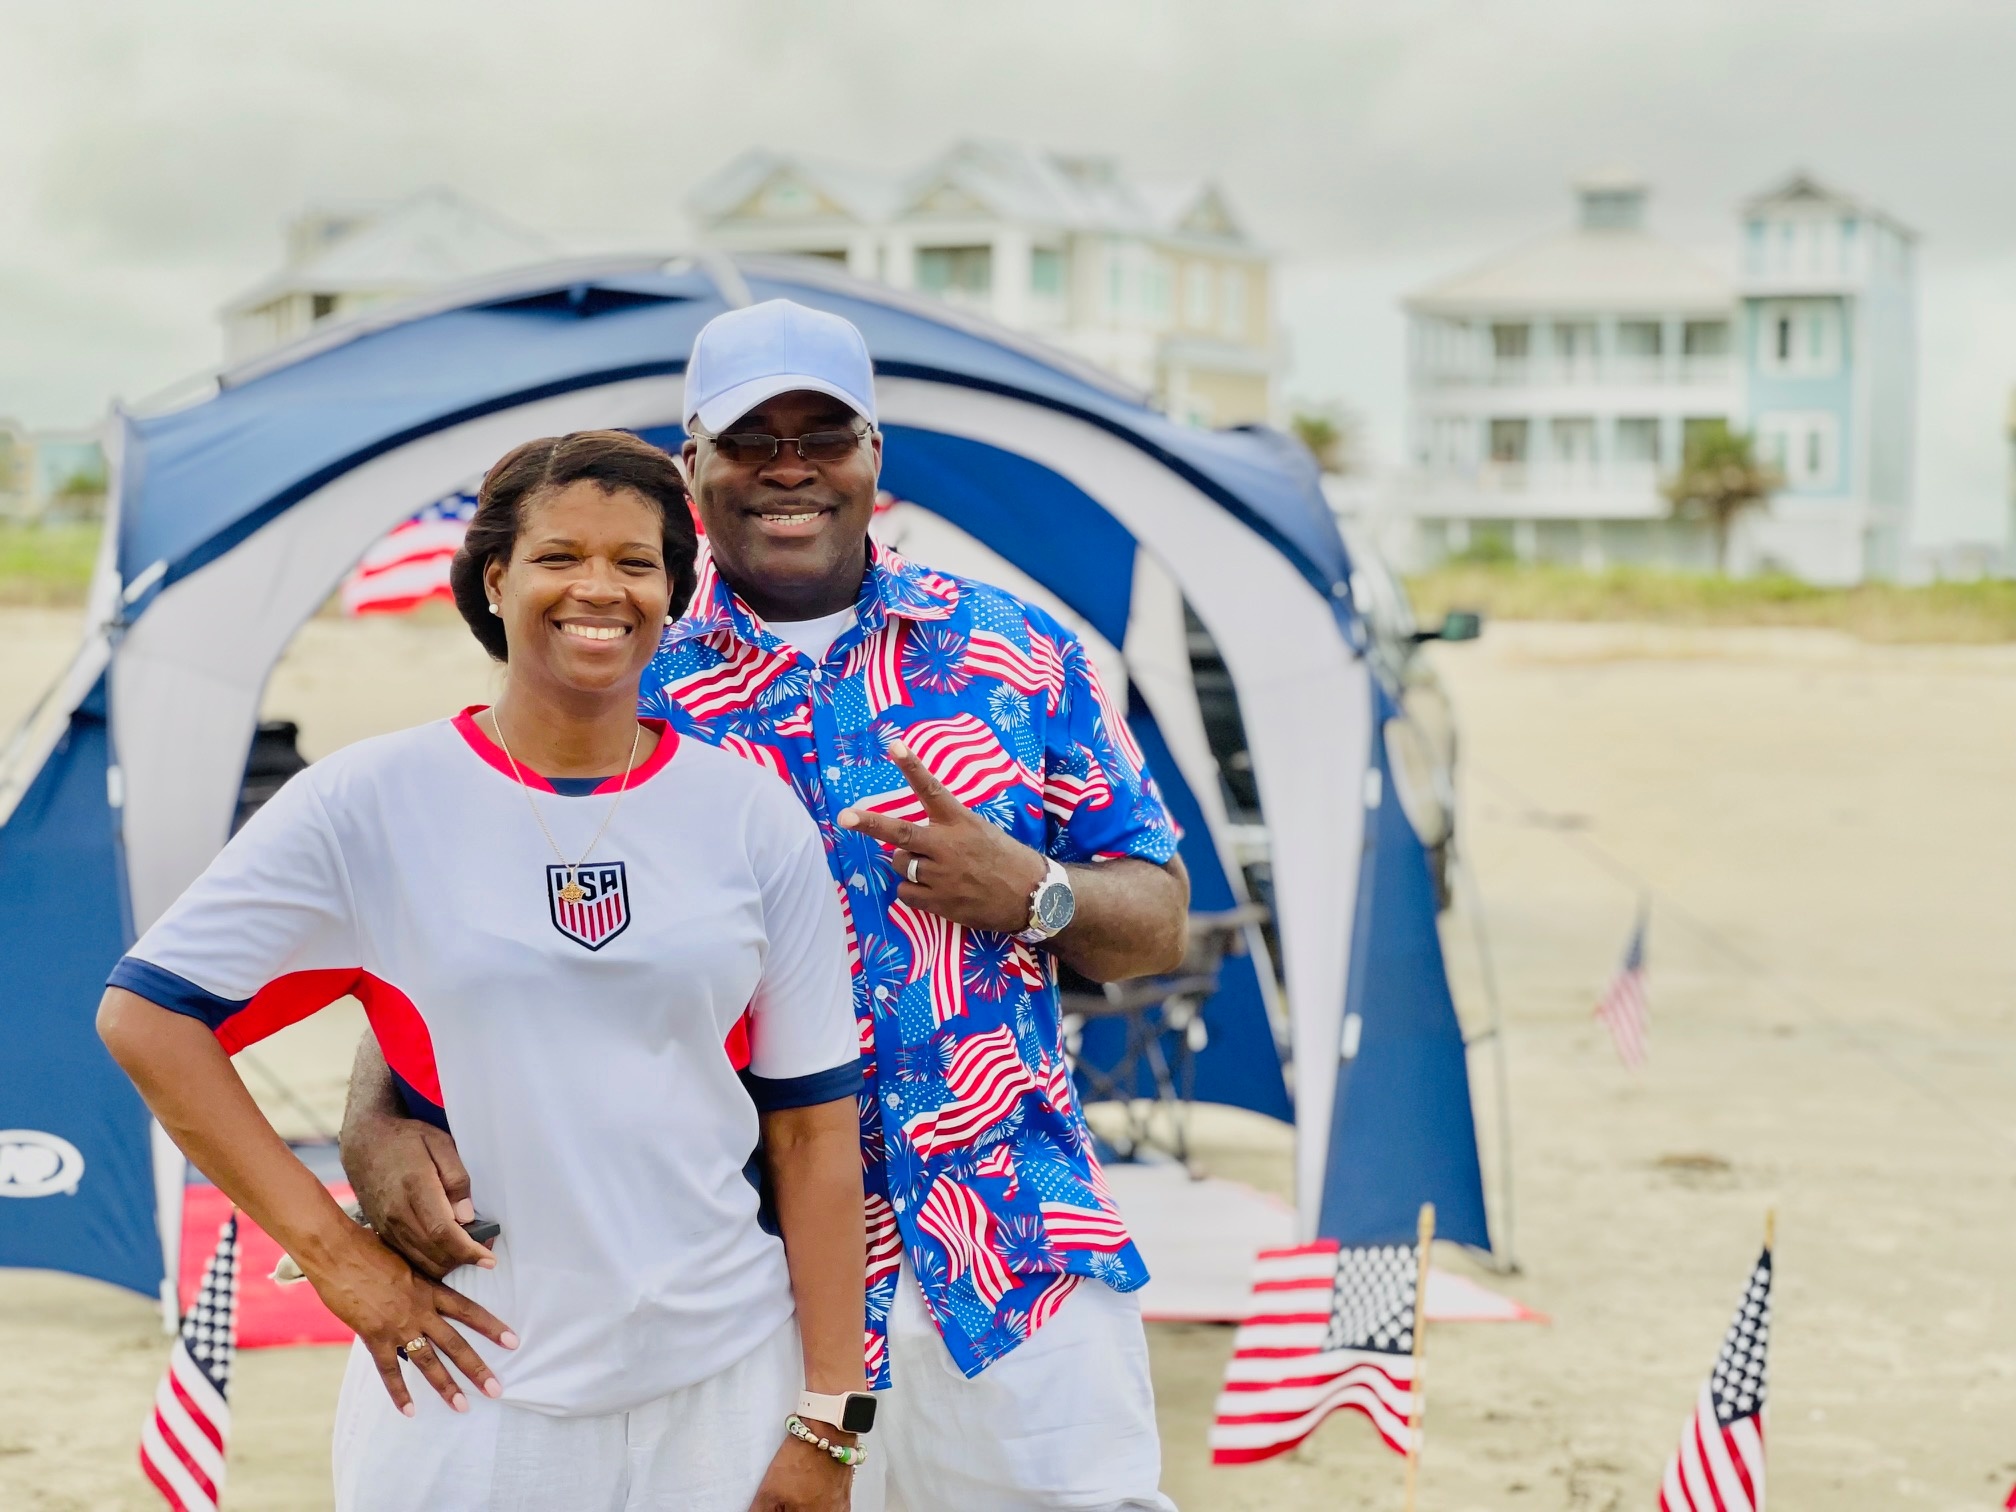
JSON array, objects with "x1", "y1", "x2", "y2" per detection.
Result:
[
  {"x1": 400, "y1": 1336, "x2": 431, "y2": 1358},
  {"x1": 906, "y1": 857, "x2": 922, "y2": 884}
]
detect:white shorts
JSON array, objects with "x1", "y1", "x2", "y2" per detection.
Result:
[
  {"x1": 853, "y1": 1265, "x2": 1177, "y2": 1512},
  {"x1": 330, "y1": 1314, "x2": 803, "y2": 1512}
]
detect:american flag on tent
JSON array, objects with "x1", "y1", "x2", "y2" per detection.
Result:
[
  {"x1": 1659, "y1": 1244, "x2": 1771, "y2": 1512},
  {"x1": 1209, "y1": 1239, "x2": 1420, "y2": 1463},
  {"x1": 339, "y1": 489, "x2": 478, "y2": 616},
  {"x1": 139, "y1": 1215, "x2": 238, "y2": 1512},
  {"x1": 1595, "y1": 907, "x2": 1649, "y2": 1068}
]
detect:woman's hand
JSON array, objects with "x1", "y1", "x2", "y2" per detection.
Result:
[
  {"x1": 303, "y1": 1225, "x2": 518, "y2": 1415},
  {"x1": 746, "y1": 1432, "x2": 854, "y2": 1511}
]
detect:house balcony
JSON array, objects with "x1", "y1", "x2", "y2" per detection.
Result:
[
  {"x1": 1419, "y1": 356, "x2": 1733, "y2": 389},
  {"x1": 1392, "y1": 460, "x2": 1669, "y2": 521}
]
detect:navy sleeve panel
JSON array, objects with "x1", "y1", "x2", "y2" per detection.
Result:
[
  {"x1": 741, "y1": 1060, "x2": 865, "y2": 1112},
  {"x1": 107, "y1": 957, "x2": 247, "y2": 1029},
  {"x1": 390, "y1": 1068, "x2": 451, "y2": 1133}
]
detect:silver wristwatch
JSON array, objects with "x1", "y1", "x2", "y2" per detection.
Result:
[{"x1": 1014, "y1": 859, "x2": 1077, "y2": 943}]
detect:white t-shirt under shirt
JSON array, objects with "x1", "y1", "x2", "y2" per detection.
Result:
[
  {"x1": 764, "y1": 606, "x2": 857, "y2": 664},
  {"x1": 111, "y1": 710, "x2": 861, "y2": 1416}
]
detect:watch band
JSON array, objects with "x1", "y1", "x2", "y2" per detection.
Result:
[
  {"x1": 1014, "y1": 859, "x2": 1073, "y2": 944},
  {"x1": 797, "y1": 1389, "x2": 877, "y2": 1434}
]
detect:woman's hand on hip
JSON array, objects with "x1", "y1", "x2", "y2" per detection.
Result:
[
  {"x1": 303, "y1": 1226, "x2": 517, "y2": 1415},
  {"x1": 747, "y1": 1433, "x2": 854, "y2": 1511}
]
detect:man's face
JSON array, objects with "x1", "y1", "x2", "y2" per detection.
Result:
[{"x1": 684, "y1": 389, "x2": 882, "y2": 620}]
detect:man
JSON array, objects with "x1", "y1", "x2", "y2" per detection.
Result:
[{"x1": 342, "y1": 299, "x2": 1190, "y2": 1510}]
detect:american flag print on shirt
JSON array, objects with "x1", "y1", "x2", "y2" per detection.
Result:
[
  {"x1": 1595, "y1": 908, "x2": 1649, "y2": 1069},
  {"x1": 1210, "y1": 1240, "x2": 1420, "y2": 1463},
  {"x1": 641, "y1": 543, "x2": 1178, "y2": 1386},
  {"x1": 139, "y1": 1216, "x2": 238, "y2": 1512},
  {"x1": 339, "y1": 490, "x2": 477, "y2": 616},
  {"x1": 1659, "y1": 1246, "x2": 1771, "y2": 1512}
]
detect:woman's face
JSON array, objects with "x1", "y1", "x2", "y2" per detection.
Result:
[{"x1": 482, "y1": 481, "x2": 671, "y2": 697}]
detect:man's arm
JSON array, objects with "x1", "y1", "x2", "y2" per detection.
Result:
[
  {"x1": 340, "y1": 1033, "x2": 494, "y2": 1279},
  {"x1": 837, "y1": 740, "x2": 1190, "y2": 983}
]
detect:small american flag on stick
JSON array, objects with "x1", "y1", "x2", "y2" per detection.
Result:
[
  {"x1": 1659, "y1": 1221, "x2": 1772, "y2": 1512},
  {"x1": 1595, "y1": 906, "x2": 1649, "y2": 1068},
  {"x1": 139, "y1": 1215, "x2": 238, "y2": 1512},
  {"x1": 1209, "y1": 1205, "x2": 1434, "y2": 1467}
]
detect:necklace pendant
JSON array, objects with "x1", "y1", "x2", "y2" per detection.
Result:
[{"x1": 558, "y1": 879, "x2": 586, "y2": 904}]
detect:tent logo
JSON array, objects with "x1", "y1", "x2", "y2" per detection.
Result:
[{"x1": 0, "y1": 1130, "x2": 85, "y2": 1197}]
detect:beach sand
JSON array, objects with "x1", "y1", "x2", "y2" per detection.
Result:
[{"x1": 3, "y1": 610, "x2": 2011, "y2": 1509}]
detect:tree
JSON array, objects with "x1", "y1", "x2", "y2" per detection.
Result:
[
  {"x1": 1662, "y1": 422, "x2": 1780, "y2": 573},
  {"x1": 1289, "y1": 404, "x2": 1361, "y2": 475}
]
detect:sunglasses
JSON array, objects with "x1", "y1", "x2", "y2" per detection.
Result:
[{"x1": 693, "y1": 424, "x2": 873, "y2": 467}]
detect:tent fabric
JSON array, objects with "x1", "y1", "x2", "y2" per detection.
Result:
[{"x1": 0, "y1": 255, "x2": 1488, "y2": 1304}]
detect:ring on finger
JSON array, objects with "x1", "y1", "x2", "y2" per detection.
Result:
[
  {"x1": 906, "y1": 856, "x2": 922, "y2": 885},
  {"x1": 398, "y1": 1336, "x2": 432, "y2": 1360}
]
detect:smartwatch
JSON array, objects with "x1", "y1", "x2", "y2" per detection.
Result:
[
  {"x1": 797, "y1": 1390, "x2": 878, "y2": 1435},
  {"x1": 1014, "y1": 858, "x2": 1077, "y2": 944}
]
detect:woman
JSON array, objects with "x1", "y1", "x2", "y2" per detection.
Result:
[{"x1": 98, "y1": 431, "x2": 867, "y2": 1512}]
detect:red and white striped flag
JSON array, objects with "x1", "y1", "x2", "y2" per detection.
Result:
[
  {"x1": 1659, "y1": 1242, "x2": 1771, "y2": 1512},
  {"x1": 1595, "y1": 907, "x2": 1649, "y2": 1068},
  {"x1": 339, "y1": 490, "x2": 477, "y2": 616},
  {"x1": 1209, "y1": 1240, "x2": 1419, "y2": 1464},
  {"x1": 140, "y1": 1215, "x2": 238, "y2": 1511}
]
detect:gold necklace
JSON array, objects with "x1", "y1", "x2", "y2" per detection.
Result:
[{"x1": 488, "y1": 708, "x2": 644, "y2": 904}]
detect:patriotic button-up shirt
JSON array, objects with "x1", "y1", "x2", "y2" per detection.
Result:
[{"x1": 640, "y1": 543, "x2": 1178, "y2": 1383}]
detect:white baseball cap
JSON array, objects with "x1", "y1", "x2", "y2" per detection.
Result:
[{"x1": 682, "y1": 299, "x2": 878, "y2": 435}]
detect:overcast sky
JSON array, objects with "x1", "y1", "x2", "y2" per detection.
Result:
[{"x1": 5, "y1": 0, "x2": 2013, "y2": 543}]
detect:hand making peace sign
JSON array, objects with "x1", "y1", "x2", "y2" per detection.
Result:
[{"x1": 836, "y1": 739, "x2": 1051, "y2": 936}]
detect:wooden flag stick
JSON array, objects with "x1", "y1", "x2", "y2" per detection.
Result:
[
  {"x1": 1404, "y1": 1202, "x2": 1435, "y2": 1512},
  {"x1": 1764, "y1": 1207, "x2": 1776, "y2": 1252}
]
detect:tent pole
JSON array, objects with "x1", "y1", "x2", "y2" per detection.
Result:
[{"x1": 1453, "y1": 851, "x2": 1517, "y2": 1274}]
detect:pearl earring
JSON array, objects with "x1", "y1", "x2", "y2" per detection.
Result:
[
  {"x1": 664, "y1": 614, "x2": 675, "y2": 626},
  {"x1": 488, "y1": 602, "x2": 500, "y2": 616}
]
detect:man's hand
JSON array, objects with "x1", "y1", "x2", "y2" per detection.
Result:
[
  {"x1": 341, "y1": 1106, "x2": 494, "y2": 1281},
  {"x1": 746, "y1": 1431, "x2": 854, "y2": 1512},
  {"x1": 837, "y1": 739, "x2": 1045, "y2": 934}
]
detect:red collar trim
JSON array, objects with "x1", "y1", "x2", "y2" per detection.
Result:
[{"x1": 452, "y1": 707, "x2": 679, "y2": 794}]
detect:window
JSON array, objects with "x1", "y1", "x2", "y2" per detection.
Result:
[
  {"x1": 1616, "y1": 321, "x2": 1662, "y2": 358},
  {"x1": 1108, "y1": 256, "x2": 1126, "y2": 314},
  {"x1": 1491, "y1": 323, "x2": 1530, "y2": 361},
  {"x1": 915, "y1": 245, "x2": 993, "y2": 297},
  {"x1": 1614, "y1": 417, "x2": 1661, "y2": 465},
  {"x1": 1031, "y1": 248, "x2": 1065, "y2": 298},
  {"x1": 1551, "y1": 417, "x2": 1597, "y2": 469},
  {"x1": 1683, "y1": 321, "x2": 1730, "y2": 357},
  {"x1": 1142, "y1": 258, "x2": 1172, "y2": 321},
  {"x1": 310, "y1": 293, "x2": 337, "y2": 321},
  {"x1": 1220, "y1": 267, "x2": 1249, "y2": 337},
  {"x1": 1488, "y1": 418, "x2": 1530, "y2": 464},
  {"x1": 1184, "y1": 264, "x2": 1212, "y2": 326},
  {"x1": 1755, "y1": 300, "x2": 1841, "y2": 377},
  {"x1": 1755, "y1": 410, "x2": 1840, "y2": 490},
  {"x1": 1554, "y1": 321, "x2": 1598, "y2": 378}
]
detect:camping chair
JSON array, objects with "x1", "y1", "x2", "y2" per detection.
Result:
[{"x1": 1060, "y1": 904, "x2": 1270, "y2": 1173}]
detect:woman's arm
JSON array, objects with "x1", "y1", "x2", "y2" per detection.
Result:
[
  {"x1": 747, "y1": 1094, "x2": 864, "y2": 1512},
  {"x1": 97, "y1": 988, "x2": 513, "y2": 1413}
]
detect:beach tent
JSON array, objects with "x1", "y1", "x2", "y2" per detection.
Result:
[{"x1": 0, "y1": 255, "x2": 1489, "y2": 1309}]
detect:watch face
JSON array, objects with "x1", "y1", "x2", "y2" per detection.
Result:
[
  {"x1": 1035, "y1": 879, "x2": 1076, "y2": 934},
  {"x1": 841, "y1": 1393, "x2": 878, "y2": 1433}
]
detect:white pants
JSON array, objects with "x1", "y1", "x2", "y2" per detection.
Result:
[
  {"x1": 331, "y1": 1314, "x2": 803, "y2": 1512},
  {"x1": 853, "y1": 1267, "x2": 1177, "y2": 1512}
]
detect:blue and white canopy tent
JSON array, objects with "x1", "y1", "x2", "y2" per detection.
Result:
[{"x1": 0, "y1": 256, "x2": 1492, "y2": 1309}]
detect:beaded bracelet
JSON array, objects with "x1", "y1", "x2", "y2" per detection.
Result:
[{"x1": 786, "y1": 1414, "x2": 868, "y2": 1467}]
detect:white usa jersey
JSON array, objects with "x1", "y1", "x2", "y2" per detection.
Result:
[{"x1": 113, "y1": 710, "x2": 860, "y2": 1416}]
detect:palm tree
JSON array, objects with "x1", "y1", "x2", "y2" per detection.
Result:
[{"x1": 1662, "y1": 422, "x2": 1781, "y2": 573}]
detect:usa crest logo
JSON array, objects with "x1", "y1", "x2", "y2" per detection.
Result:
[{"x1": 547, "y1": 862, "x2": 631, "y2": 951}]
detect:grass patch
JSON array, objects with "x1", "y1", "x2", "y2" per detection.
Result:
[
  {"x1": 0, "y1": 523, "x2": 101, "y2": 607},
  {"x1": 1405, "y1": 562, "x2": 2016, "y2": 644}
]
